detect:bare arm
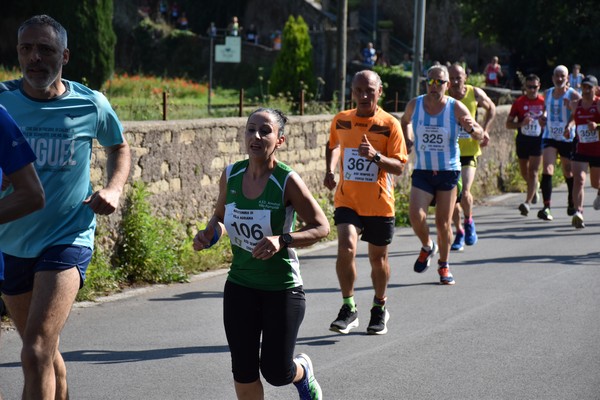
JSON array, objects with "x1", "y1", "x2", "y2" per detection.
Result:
[
  {"x1": 0, "y1": 163, "x2": 45, "y2": 224},
  {"x1": 84, "y1": 142, "x2": 132, "y2": 215},
  {"x1": 474, "y1": 87, "x2": 496, "y2": 146},
  {"x1": 285, "y1": 173, "x2": 330, "y2": 247},
  {"x1": 359, "y1": 134, "x2": 405, "y2": 175},
  {"x1": 324, "y1": 141, "x2": 340, "y2": 190},
  {"x1": 193, "y1": 169, "x2": 227, "y2": 251},
  {"x1": 400, "y1": 99, "x2": 416, "y2": 153},
  {"x1": 506, "y1": 113, "x2": 528, "y2": 130},
  {"x1": 455, "y1": 100, "x2": 484, "y2": 140},
  {"x1": 474, "y1": 87, "x2": 497, "y2": 132}
]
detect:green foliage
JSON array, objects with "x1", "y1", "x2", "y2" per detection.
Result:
[
  {"x1": 76, "y1": 245, "x2": 119, "y2": 301},
  {"x1": 466, "y1": 73, "x2": 485, "y2": 87},
  {"x1": 116, "y1": 181, "x2": 187, "y2": 284},
  {"x1": 53, "y1": 0, "x2": 117, "y2": 89},
  {"x1": 373, "y1": 65, "x2": 412, "y2": 111},
  {"x1": 270, "y1": 15, "x2": 316, "y2": 99},
  {"x1": 178, "y1": 226, "x2": 232, "y2": 276},
  {"x1": 394, "y1": 186, "x2": 411, "y2": 227},
  {"x1": 459, "y1": 0, "x2": 600, "y2": 80}
]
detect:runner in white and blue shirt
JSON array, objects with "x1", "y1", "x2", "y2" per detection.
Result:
[
  {"x1": 401, "y1": 65, "x2": 483, "y2": 286},
  {"x1": 538, "y1": 65, "x2": 581, "y2": 221},
  {"x1": 411, "y1": 95, "x2": 461, "y2": 171}
]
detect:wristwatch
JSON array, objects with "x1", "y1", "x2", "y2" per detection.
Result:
[
  {"x1": 280, "y1": 233, "x2": 293, "y2": 248},
  {"x1": 373, "y1": 152, "x2": 381, "y2": 163}
]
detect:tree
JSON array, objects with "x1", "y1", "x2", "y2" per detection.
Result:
[
  {"x1": 54, "y1": 0, "x2": 117, "y2": 89},
  {"x1": 459, "y1": 0, "x2": 600, "y2": 82},
  {"x1": 269, "y1": 15, "x2": 316, "y2": 97}
]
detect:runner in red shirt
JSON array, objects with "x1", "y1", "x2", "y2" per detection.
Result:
[
  {"x1": 566, "y1": 75, "x2": 600, "y2": 228},
  {"x1": 506, "y1": 74, "x2": 545, "y2": 216}
]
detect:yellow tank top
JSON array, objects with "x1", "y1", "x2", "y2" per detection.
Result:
[{"x1": 457, "y1": 85, "x2": 481, "y2": 157}]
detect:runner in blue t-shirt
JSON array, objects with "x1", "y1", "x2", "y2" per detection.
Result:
[
  {"x1": 0, "y1": 15, "x2": 131, "y2": 399},
  {"x1": 0, "y1": 104, "x2": 45, "y2": 286}
]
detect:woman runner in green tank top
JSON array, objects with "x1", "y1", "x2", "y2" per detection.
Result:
[{"x1": 193, "y1": 108, "x2": 329, "y2": 400}]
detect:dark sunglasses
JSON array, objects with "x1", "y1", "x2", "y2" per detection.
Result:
[
  {"x1": 526, "y1": 85, "x2": 539, "y2": 89},
  {"x1": 426, "y1": 78, "x2": 448, "y2": 86}
]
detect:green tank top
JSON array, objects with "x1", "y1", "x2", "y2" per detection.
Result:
[{"x1": 224, "y1": 160, "x2": 302, "y2": 291}]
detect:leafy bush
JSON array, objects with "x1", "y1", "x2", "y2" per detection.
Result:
[
  {"x1": 115, "y1": 181, "x2": 187, "y2": 284},
  {"x1": 270, "y1": 15, "x2": 316, "y2": 99}
]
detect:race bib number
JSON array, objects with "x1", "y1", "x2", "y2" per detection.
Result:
[
  {"x1": 576, "y1": 124, "x2": 600, "y2": 143},
  {"x1": 343, "y1": 148, "x2": 378, "y2": 183},
  {"x1": 419, "y1": 125, "x2": 450, "y2": 153},
  {"x1": 225, "y1": 205, "x2": 272, "y2": 252},
  {"x1": 488, "y1": 72, "x2": 497, "y2": 81},
  {"x1": 521, "y1": 119, "x2": 542, "y2": 137},
  {"x1": 547, "y1": 121, "x2": 567, "y2": 140}
]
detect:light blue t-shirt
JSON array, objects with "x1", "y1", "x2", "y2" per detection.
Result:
[
  {"x1": 412, "y1": 95, "x2": 461, "y2": 171},
  {"x1": 0, "y1": 79, "x2": 125, "y2": 258}
]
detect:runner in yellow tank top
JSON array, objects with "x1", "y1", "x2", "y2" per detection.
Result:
[{"x1": 447, "y1": 63, "x2": 496, "y2": 251}]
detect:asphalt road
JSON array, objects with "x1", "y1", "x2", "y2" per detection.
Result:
[{"x1": 1, "y1": 184, "x2": 599, "y2": 400}]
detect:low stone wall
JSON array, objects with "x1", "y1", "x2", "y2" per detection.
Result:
[{"x1": 94, "y1": 106, "x2": 514, "y2": 246}]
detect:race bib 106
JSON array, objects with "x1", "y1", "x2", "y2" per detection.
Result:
[{"x1": 225, "y1": 205, "x2": 272, "y2": 253}]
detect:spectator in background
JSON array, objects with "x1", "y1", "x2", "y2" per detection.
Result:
[
  {"x1": 569, "y1": 64, "x2": 584, "y2": 94},
  {"x1": 362, "y1": 42, "x2": 377, "y2": 67},
  {"x1": 177, "y1": 12, "x2": 189, "y2": 30},
  {"x1": 272, "y1": 30, "x2": 282, "y2": 50},
  {"x1": 228, "y1": 16, "x2": 240, "y2": 36},
  {"x1": 484, "y1": 56, "x2": 503, "y2": 87},
  {"x1": 245, "y1": 23, "x2": 258, "y2": 44},
  {"x1": 401, "y1": 53, "x2": 412, "y2": 72},
  {"x1": 158, "y1": 0, "x2": 168, "y2": 22},
  {"x1": 169, "y1": 1, "x2": 180, "y2": 26},
  {"x1": 207, "y1": 21, "x2": 217, "y2": 38}
]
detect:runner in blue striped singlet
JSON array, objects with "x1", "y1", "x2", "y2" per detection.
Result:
[{"x1": 401, "y1": 65, "x2": 483, "y2": 285}]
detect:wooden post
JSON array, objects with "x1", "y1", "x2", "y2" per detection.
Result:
[
  {"x1": 239, "y1": 88, "x2": 244, "y2": 117},
  {"x1": 300, "y1": 89, "x2": 305, "y2": 116},
  {"x1": 162, "y1": 91, "x2": 167, "y2": 121},
  {"x1": 395, "y1": 91, "x2": 399, "y2": 112}
]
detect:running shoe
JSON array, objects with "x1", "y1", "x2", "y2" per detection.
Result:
[
  {"x1": 464, "y1": 220, "x2": 478, "y2": 246},
  {"x1": 329, "y1": 304, "x2": 359, "y2": 334},
  {"x1": 451, "y1": 231, "x2": 465, "y2": 251},
  {"x1": 294, "y1": 353, "x2": 322, "y2": 400},
  {"x1": 518, "y1": 203, "x2": 530, "y2": 216},
  {"x1": 414, "y1": 242, "x2": 438, "y2": 273},
  {"x1": 572, "y1": 211, "x2": 585, "y2": 229},
  {"x1": 367, "y1": 306, "x2": 390, "y2": 335},
  {"x1": 537, "y1": 207, "x2": 553, "y2": 221},
  {"x1": 593, "y1": 195, "x2": 600, "y2": 211},
  {"x1": 438, "y1": 266, "x2": 455, "y2": 285}
]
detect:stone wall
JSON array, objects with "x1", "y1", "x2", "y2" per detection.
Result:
[{"x1": 94, "y1": 106, "x2": 514, "y2": 246}]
